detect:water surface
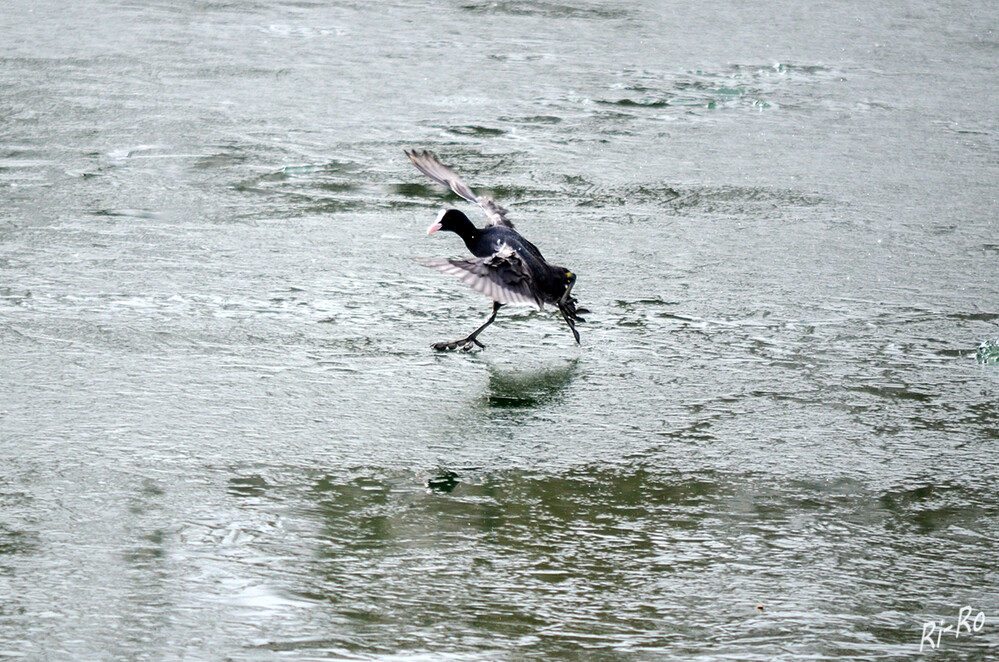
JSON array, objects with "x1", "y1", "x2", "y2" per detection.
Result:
[{"x1": 2, "y1": 1, "x2": 998, "y2": 660}]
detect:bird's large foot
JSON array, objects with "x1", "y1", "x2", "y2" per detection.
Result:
[
  {"x1": 432, "y1": 337, "x2": 485, "y2": 351},
  {"x1": 558, "y1": 302, "x2": 585, "y2": 344}
]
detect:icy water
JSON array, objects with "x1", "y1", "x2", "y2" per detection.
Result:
[{"x1": 2, "y1": 1, "x2": 999, "y2": 660}]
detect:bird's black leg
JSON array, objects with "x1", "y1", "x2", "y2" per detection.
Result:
[{"x1": 433, "y1": 301, "x2": 503, "y2": 351}]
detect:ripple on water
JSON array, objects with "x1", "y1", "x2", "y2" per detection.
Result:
[
  {"x1": 197, "y1": 465, "x2": 999, "y2": 658},
  {"x1": 459, "y1": 0, "x2": 632, "y2": 20}
]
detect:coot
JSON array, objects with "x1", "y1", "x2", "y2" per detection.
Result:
[{"x1": 406, "y1": 149, "x2": 586, "y2": 350}]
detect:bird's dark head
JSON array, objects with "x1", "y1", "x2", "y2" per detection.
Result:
[{"x1": 426, "y1": 209, "x2": 473, "y2": 236}]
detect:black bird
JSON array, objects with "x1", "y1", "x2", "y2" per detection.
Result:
[{"x1": 406, "y1": 149, "x2": 587, "y2": 351}]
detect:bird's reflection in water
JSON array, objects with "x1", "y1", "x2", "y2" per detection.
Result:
[{"x1": 482, "y1": 359, "x2": 578, "y2": 409}]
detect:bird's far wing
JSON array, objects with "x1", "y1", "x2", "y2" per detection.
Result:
[
  {"x1": 405, "y1": 149, "x2": 515, "y2": 229},
  {"x1": 424, "y1": 244, "x2": 541, "y2": 309}
]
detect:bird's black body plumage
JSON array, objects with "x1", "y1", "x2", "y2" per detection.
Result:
[{"x1": 405, "y1": 149, "x2": 586, "y2": 350}]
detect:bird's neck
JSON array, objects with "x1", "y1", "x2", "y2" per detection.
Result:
[{"x1": 450, "y1": 217, "x2": 480, "y2": 251}]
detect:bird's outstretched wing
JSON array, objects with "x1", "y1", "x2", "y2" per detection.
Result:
[
  {"x1": 405, "y1": 149, "x2": 514, "y2": 229},
  {"x1": 424, "y1": 244, "x2": 541, "y2": 308}
]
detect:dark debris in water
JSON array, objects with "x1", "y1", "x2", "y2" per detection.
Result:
[{"x1": 425, "y1": 470, "x2": 461, "y2": 493}]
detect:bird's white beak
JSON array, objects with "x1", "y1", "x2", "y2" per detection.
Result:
[
  {"x1": 427, "y1": 208, "x2": 447, "y2": 235},
  {"x1": 559, "y1": 276, "x2": 575, "y2": 305}
]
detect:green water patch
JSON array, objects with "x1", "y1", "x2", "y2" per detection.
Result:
[{"x1": 977, "y1": 338, "x2": 999, "y2": 363}]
